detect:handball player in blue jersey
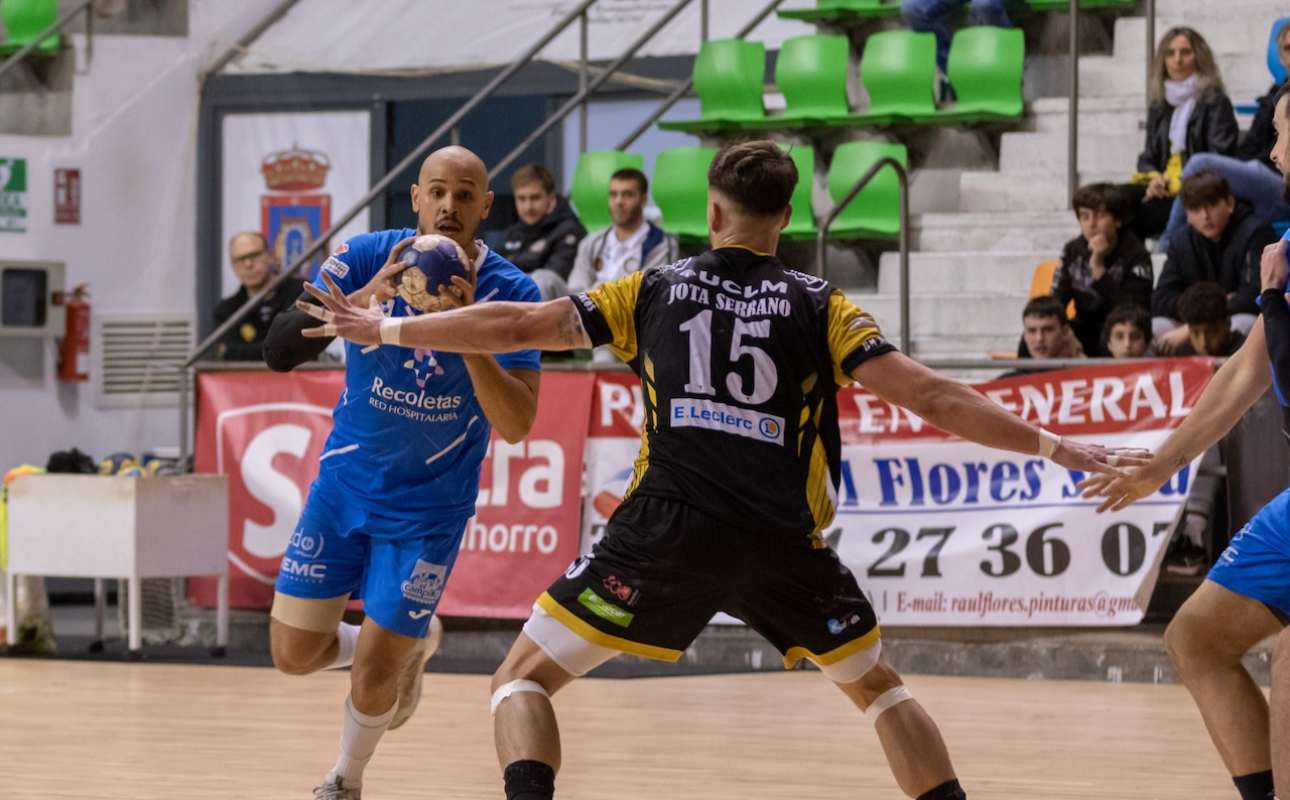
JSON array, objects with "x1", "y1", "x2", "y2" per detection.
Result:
[
  {"x1": 1083, "y1": 83, "x2": 1290, "y2": 800},
  {"x1": 262, "y1": 145, "x2": 541, "y2": 800}
]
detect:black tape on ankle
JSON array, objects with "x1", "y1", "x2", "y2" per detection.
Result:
[
  {"x1": 918, "y1": 778, "x2": 967, "y2": 800},
  {"x1": 504, "y1": 759, "x2": 555, "y2": 800}
]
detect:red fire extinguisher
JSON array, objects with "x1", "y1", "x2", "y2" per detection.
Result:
[{"x1": 57, "y1": 284, "x2": 90, "y2": 382}]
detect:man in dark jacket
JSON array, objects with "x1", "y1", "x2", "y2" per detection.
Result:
[
  {"x1": 1052, "y1": 183, "x2": 1153, "y2": 355},
  {"x1": 500, "y1": 164, "x2": 586, "y2": 299},
  {"x1": 1152, "y1": 171, "x2": 1277, "y2": 354},
  {"x1": 213, "y1": 231, "x2": 304, "y2": 361}
]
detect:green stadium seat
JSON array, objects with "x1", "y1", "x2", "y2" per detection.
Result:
[
  {"x1": 570, "y1": 151, "x2": 645, "y2": 232},
  {"x1": 743, "y1": 33, "x2": 851, "y2": 130},
  {"x1": 658, "y1": 39, "x2": 766, "y2": 134},
  {"x1": 761, "y1": 34, "x2": 852, "y2": 127},
  {"x1": 929, "y1": 26, "x2": 1025, "y2": 123},
  {"x1": 778, "y1": 0, "x2": 902, "y2": 23},
  {"x1": 782, "y1": 145, "x2": 817, "y2": 239},
  {"x1": 826, "y1": 140, "x2": 908, "y2": 239},
  {"x1": 0, "y1": 0, "x2": 60, "y2": 57},
  {"x1": 653, "y1": 147, "x2": 717, "y2": 241},
  {"x1": 830, "y1": 30, "x2": 936, "y2": 127}
]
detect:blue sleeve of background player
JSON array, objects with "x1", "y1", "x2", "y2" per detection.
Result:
[
  {"x1": 313, "y1": 233, "x2": 381, "y2": 296},
  {"x1": 494, "y1": 272, "x2": 543, "y2": 372}
]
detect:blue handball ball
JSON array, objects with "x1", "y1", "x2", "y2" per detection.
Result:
[{"x1": 396, "y1": 234, "x2": 469, "y2": 312}]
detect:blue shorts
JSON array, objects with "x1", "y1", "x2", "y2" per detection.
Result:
[
  {"x1": 274, "y1": 486, "x2": 468, "y2": 639},
  {"x1": 1207, "y1": 488, "x2": 1290, "y2": 624}
]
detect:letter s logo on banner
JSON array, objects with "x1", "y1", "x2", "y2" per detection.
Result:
[{"x1": 209, "y1": 398, "x2": 334, "y2": 604}]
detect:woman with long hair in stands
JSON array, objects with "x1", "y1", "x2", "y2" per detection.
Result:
[
  {"x1": 1155, "y1": 21, "x2": 1290, "y2": 252},
  {"x1": 1123, "y1": 26, "x2": 1238, "y2": 242}
]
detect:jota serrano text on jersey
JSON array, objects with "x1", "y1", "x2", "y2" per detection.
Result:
[{"x1": 665, "y1": 270, "x2": 794, "y2": 318}]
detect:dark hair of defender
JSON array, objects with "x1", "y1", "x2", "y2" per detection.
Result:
[{"x1": 707, "y1": 140, "x2": 798, "y2": 216}]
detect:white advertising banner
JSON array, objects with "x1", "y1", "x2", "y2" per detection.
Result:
[
  {"x1": 583, "y1": 359, "x2": 1215, "y2": 627},
  {"x1": 219, "y1": 111, "x2": 371, "y2": 297}
]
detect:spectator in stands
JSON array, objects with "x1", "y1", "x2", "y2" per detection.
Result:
[
  {"x1": 1156, "y1": 22, "x2": 1290, "y2": 251},
  {"x1": 213, "y1": 231, "x2": 302, "y2": 361},
  {"x1": 500, "y1": 164, "x2": 586, "y2": 300},
  {"x1": 901, "y1": 0, "x2": 1012, "y2": 95},
  {"x1": 1052, "y1": 183, "x2": 1153, "y2": 355},
  {"x1": 1124, "y1": 27, "x2": 1238, "y2": 242},
  {"x1": 1173, "y1": 281, "x2": 1247, "y2": 357},
  {"x1": 567, "y1": 168, "x2": 678, "y2": 294},
  {"x1": 1017, "y1": 295, "x2": 1084, "y2": 357},
  {"x1": 1152, "y1": 171, "x2": 1274, "y2": 353},
  {"x1": 1103, "y1": 304, "x2": 1153, "y2": 358}
]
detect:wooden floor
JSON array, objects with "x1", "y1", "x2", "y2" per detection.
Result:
[{"x1": 0, "y1": 659, "x2": 1241, "y2": 799}]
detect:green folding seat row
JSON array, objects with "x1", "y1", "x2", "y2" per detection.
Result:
[
  {"x1": 778, "y1": 0, "x2": 903, "y2": 24},
  {"x1": 647, "y1": 142, "x2": 905, "y2": 243},
  {"x1": 660, "y1": 27, "x2": 1023, "y2": 135},
  {"x1": 0, "y1": 0, "x2": 60, "y2": 57}
]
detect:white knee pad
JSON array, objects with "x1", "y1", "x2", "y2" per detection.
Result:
[
  {"x1": 490, "y1": 679, "x2": 549, "y2": 716},
  {"x1": 866, "y1": 685, "x2": 914, "y2": 719}
]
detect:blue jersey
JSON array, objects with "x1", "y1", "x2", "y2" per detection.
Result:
[{"x1": 308, "y1": 228, "x2": 541, "y2": 537}]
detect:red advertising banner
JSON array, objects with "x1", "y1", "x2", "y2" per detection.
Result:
[
  {"x1": 190, "y1": 369, "x2": 594, "y2": 618},
  {"x1": 438, "y1": 371, "x2": 594, "y2": 618}
]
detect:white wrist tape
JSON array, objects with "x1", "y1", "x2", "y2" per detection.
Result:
[
  {"x1": 379, "y1": 317, "x2": 403, "y2": 346},
  {"x1": 866, "y1": 685, "x2": 914, "y2": 718},
  {"x1": 1037, "y1": 428, "x2": 1062, "y2": 459},
  {"x1": 490, "y1": 679, "x2": 549, "y2": 715}
]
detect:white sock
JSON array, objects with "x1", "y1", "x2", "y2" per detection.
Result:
[
  {"x1": 326, "y1": 622, "x2": 360, "y2": 670},
  {"x1": 327, "y1": 694, "x2": 396, "y2": 787}
]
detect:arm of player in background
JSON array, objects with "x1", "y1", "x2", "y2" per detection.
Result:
[
  {"x1": 850, "y1": 350, "x2": 1125, "y2": 476},
  {"x1": 264, "y1": 290, "x2": 336, "y2": 372},
  {"x1": 299, "y1": 275, "x2": 593, "y2": 353},
  {"x1": 1079, "y1": 316, "x2": 1273, "y2": 511}
]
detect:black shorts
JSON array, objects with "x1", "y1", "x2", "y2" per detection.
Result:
[{"x1": 535, "y1": 495, "x2": 882, "y2": 675}]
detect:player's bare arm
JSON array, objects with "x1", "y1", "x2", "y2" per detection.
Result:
[
  {"x1": 299, "y1": 274, "x2": 592, "y2": 352},
  {"x1": 1079, "y1": 317, "x2": 1273, "y2": 512},
  {"x1": 852, "y1": 349, "x2": 1138, "y2": 476}
]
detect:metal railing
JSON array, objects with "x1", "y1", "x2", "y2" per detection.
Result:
[
  {"x1": 0, "y1": 0, "x2": 94, "y2": 83},
  {"x1": 815, "y1": 158, "x2": 911, "y2": 355},
  {"x1": 616, "y1": 0, "x2": 788, "y2": 151},
  {"x1": 1067, "y1": 0, "x2": 1158, "y2": 198}
]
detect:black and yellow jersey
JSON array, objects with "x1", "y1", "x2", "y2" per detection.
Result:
[{"x1": 572, "y1": 246, "x2": 896, "y2": 540}]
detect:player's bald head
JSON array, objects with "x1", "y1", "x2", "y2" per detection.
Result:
[{"x1": 419, "y1": 146, "x2": 489, "y2": 189}]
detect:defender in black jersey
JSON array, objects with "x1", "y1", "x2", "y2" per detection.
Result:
[{"x1": 300, "y1": 140, "x2": 1126, "y2": 800}]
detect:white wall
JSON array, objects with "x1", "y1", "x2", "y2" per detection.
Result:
[{"x1": 0, "y1": 1, "x2": 271, "y2": 466}]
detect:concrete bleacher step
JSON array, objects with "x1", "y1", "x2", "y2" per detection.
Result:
[
  {"x1": 958, "y1": 170, "x2": 1122, "y2": 213},
  {"x1": 1079, "y1": 51, "x2": 1271, "y2": 102},
  {"x1": 912, "y1": 212, "x2": 1074, "y2": 253},
  {"x1": 875, "y1": 249, "x2": 1053, "y2": 296},
  {"x1": 1001, "y1": 129, "x2": 1142, "y2": 174},
  {"x1": 1027, "y1": 95, "x2": 1146, "y2": 136},
  {"x1": 1112, "y1": 10, "x2": 1290, "y2": 65},
  {"x1": 842, "y1": 290, "x2": 1028, "y2": 338}
]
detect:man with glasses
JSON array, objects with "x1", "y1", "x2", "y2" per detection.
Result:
[{"x1": 213, "y1": 230, "x2": 303, "y2": 361}]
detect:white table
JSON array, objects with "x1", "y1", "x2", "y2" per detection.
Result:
[{"x1": 3, "y1": 474, "x2": 230, "y2": 659}]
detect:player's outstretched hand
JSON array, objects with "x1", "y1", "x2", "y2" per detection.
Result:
[
  {"x1": 1076, "y1": 455, "x2": 1171, "y2": 513},
  {"x1": 299, "y1": 272, "x2": 384, "y2": 346},
  {"x1": 1050, "y1": 440, "x2": 1151, "y2": 477}
]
